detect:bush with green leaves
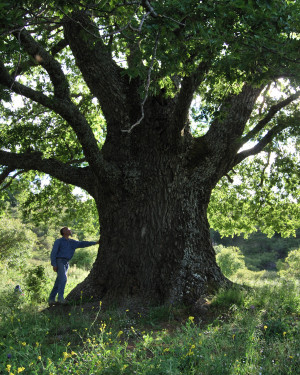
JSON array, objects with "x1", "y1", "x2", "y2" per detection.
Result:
[
  {"x1": 69, "y1": 248, "x2": 97, "y2": 270},
  {"x1": 0, "y1": 214, "x2": 37, "y2": 268},
  {"x1": 24, "y1": 265, "x2": 48, "y2": 302},
  {"x1": 277, "y1": 248, "x2": 300, "y2": 279},
  {"x1": 0, "y1": 287, "x2": 25, "y2": 317},
  {"x1": 215, "y1": 245, "x2": 246, "y2": 278}
]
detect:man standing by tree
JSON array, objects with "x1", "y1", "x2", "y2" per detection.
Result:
[{"x1": 49, "y1": 227, "x2": 99, "y2": 304}]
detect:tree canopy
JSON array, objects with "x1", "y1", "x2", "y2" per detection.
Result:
[{"x1": 0, "y1": 0, "x2": 299, "y2": 237}]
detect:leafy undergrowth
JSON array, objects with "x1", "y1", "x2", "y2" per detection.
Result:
[{"x1": 0, "y1": 280, "x2": 299, "y2": 375}]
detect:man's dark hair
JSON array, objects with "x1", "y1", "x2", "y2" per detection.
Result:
[{"x1": 60, "y1": 227, "x2": 66, "y2": 236}]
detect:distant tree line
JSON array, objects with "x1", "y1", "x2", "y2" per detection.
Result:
[{"x1": 211, "y1": 229, "x2": 300, "y2": 271}]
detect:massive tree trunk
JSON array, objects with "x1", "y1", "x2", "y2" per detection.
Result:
[
  {"x1": 74, "y1": 171, "x2": 226, "y2": 305},
  {"x1": 67, "y1": 99, "x2": 232, "y2": 306},
  {"x1": 69, "y1": 165, "x2": 227, "y2": 305}
]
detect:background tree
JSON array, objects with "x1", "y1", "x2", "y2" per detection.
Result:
[
  {"x1": 215, "y1": 246, "x2": 246, "y2": 278},
  {"x1": 277, "y1": 248, "x2": 300, "y2": 279},
  {"x1": 0, "y1": 0, "x2": 299, "y2": 306},
  {"x1": 0, "y1": 210, "x2": 37, "y2": 268}
]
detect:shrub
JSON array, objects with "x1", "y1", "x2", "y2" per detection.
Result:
[
  {"x1": 24, "y1": 265, "x2": 48, "y2": 302},
  {"x1": 0, "y1": 215, "x2": 37, "y2": 268},
  {"x1": 0, "y1": 287, "x2": 25, "y2": 316},
  {"x1": 216, "y1": 246, "x2": 246, "y2": 277},
  {"x1": 69, "y1": 248, "x2": 97, "y2": 270},
  {"x1": 277, "y1": 248, "x2": 300, "y2": 279}
]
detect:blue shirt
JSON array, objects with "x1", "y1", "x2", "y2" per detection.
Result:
[{"x1": 50, "y1": 237, "x2": 97, "y2": 267}]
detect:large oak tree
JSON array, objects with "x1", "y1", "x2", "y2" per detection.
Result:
[{"x1": 0, "y1": 0, "x2": 299, "y2": 305}]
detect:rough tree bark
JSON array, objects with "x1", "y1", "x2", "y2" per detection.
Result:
[
  {"x1": 67, "y1": 84, "x2": 261, "y2": 305},
  {"x1": 70, "y1": 142, "x2": 227, "y2": 306}
]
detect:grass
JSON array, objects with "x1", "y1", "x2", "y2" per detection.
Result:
[{"x1": 0, "y1": 263, "x2": 299, "y2": 374}]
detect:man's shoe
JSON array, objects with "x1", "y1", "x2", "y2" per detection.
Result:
[{"x1": 49, "y1": 300, "x2": 56, "y2": 305}]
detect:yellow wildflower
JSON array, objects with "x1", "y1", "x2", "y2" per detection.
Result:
[
  {"x1": 17, "y1": 368, "x2": 25, "y2": 373},
  {"x1": 21, "y1": 342, "x2": 26, "y2": 346},
  {"x1": 264, "y1": 325, "x2": 267, "y2": 330},
  {"x1": 188, "y1": 316, "x2": 194, "y2": 323},
  {"x1": 37, "y1": 356, "x2": 41, "y2": 361},
  {"x1": 6, "y1": 364, "x2": 11, "y2": 372},
  {"x1": 117, "y1": 330, "x2": 123, "y2": 337},
  {"x1": 62, "y1": 352, "x2": 69, "y2": 361},
  {"x1": 99, "y1": 323, "x2": 106, "y2": 332}
]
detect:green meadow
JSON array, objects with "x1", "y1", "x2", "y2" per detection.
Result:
[{"x1": 1, "y1": 244, "x2": 299, "y2": 375}]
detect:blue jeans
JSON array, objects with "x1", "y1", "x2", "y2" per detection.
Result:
[{"x1": 49, "y1": 258, "x2": 69, "y2": 302}]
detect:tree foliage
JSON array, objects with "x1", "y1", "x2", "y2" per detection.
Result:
[
  {"x1": 0, "y1": 0, "x2": 299, "y2": 236},
  {"x1": 0, "y1": 211, "x2": 37, "y2": 267},
  {"x1": 277, "y1": 248, "x2": 300, "y2": 278},
  {"x1": 215, "y1": 245, "x2": 246, "y2": 277}
]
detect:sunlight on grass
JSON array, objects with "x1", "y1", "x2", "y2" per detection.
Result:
[{"x1": 0, "y1": 263, "x2": 299, "y2": 374}]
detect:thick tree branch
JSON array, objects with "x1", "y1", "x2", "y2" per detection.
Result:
[
  {"x1": 50, "y1": 38, "x2": 68, "y2": 56},
  {"x1": 206, "y1": 84, "x2": 262, "y2": 149},
  {"x1": 15, "y1": 29, "x2": 69, "y2": 99},
  {"x1": 186, "y1": 84, "x2": 262, "y2": 179},
  {"x1": 172, "y1": 61, "x2": 212, "y2": 132},
  {"x1": 0, "y1": 170, "x2": 25, "y2": 191},
  {"x1": 0, "y1": 150, "x2": 95, "y2": 194},
  {"x1": 241, "y1": 91, "x2": 300, "y2": 145},
  {"x1": 11, "y1": 38, "x2": 68, "y2": 78},
  {"x1": 0, "y1": 59, "x2": 53, "y2": 102},
  {"x1": 233, "y1": 113, "x2": 300, "y2": 166},
  {"x1": 0, "y1": 167, "x2": 15, "y2": 185},
  {"x1": 0, "y1": 60, "x2": 102, "y2": 173},
  {"x1": 141, "y1": 0, "x2": 158, "y2": 17},
  {"x1": 63, "y1": 12, "x2": 130, "y2": 130}
]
